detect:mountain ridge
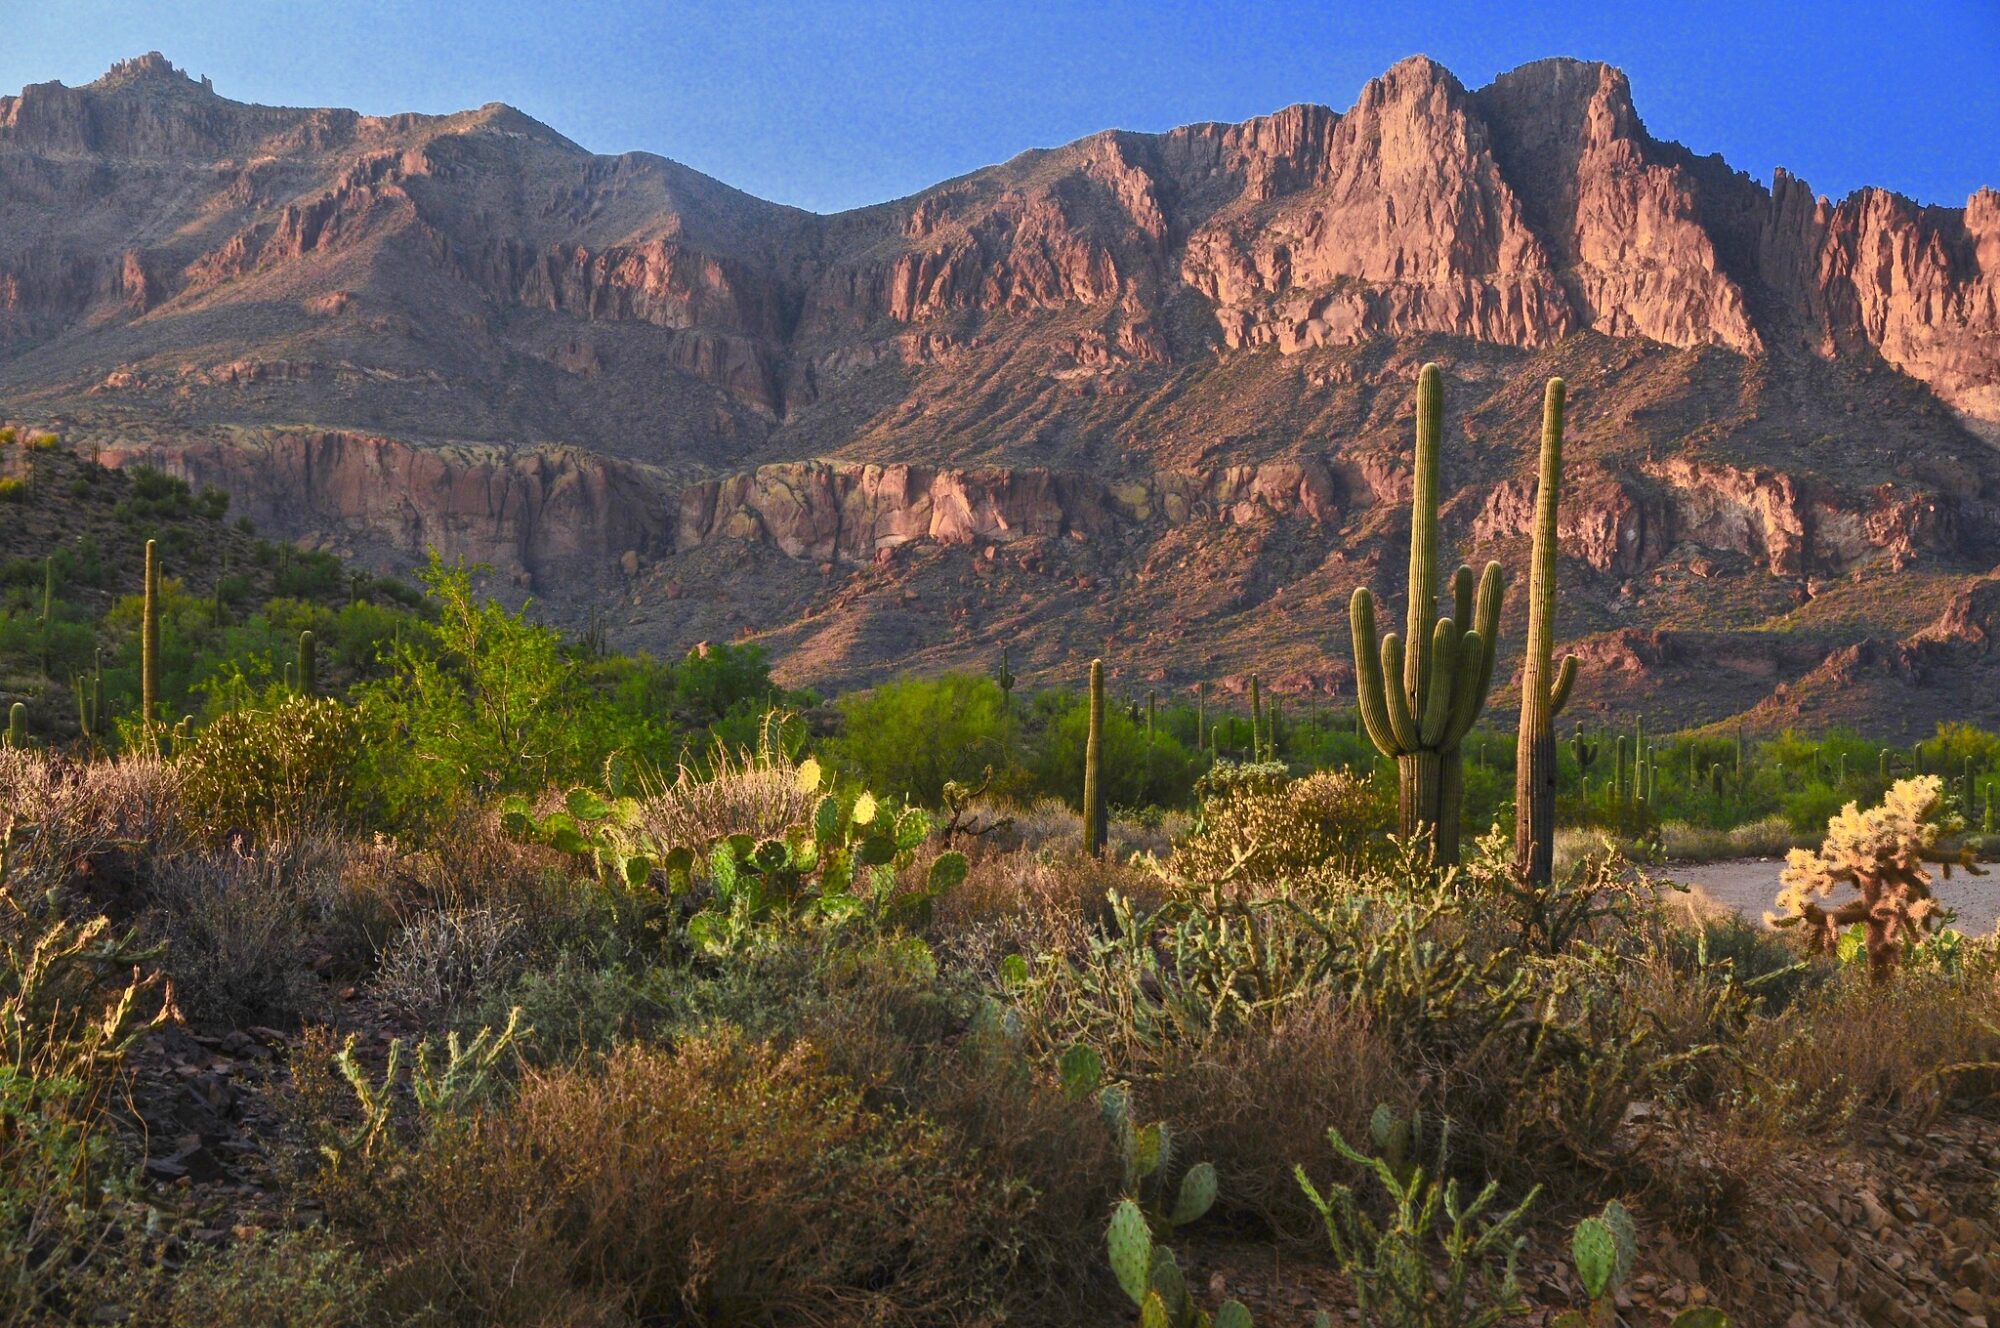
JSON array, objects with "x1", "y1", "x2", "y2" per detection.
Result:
[{"x1": 1, "y1": 51, "x2": 1997, "y2": 734}]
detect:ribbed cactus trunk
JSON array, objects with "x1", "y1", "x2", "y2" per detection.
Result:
[
  {"x1": 1514, "y1": 379, "x2": 1579, "y2": 887},
  {"x1": 298, "y1": 630, "x2": 317, "y2": 695},
  {"x1": 6, "y1": 702, "x2": 23, "y2": 749},
  {"x1": 39, "y1": 556, "x2": 53, "y2": 678},
  {"x1": 1349, "y1": 364, "x2": 1504, "y2": 864},
  {"x1": 1249, "y1": 675, "x2": 1263, "y2": 761},
  {"x1": 141, "y1": 538, "x2": 160, "y2": 729},
  {"x1": 1083, "y1": 658, "x2": 1106, "y2": 859}
]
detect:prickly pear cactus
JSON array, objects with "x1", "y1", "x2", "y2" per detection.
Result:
[{"x1": 1107, "y1": 1199, "x2": 1153, "y2": 1305}]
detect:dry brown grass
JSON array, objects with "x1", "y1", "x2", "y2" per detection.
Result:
[
  {"x1": 634, "y1": 744, "x2": 821, "y2": 849},
  {"x1": 1723, "y1": 965, "x2": 2000, "y2": 1134},
  {"x1": 146, "y1": 831, "x2": 351, "y2": 1026},
  {"x1": 332, "y1": 1033, "x2": 1046, "y2": 1327},
  {"x1": 0, "y1": 748, "x2": 186, "y2": 900},
  {"x1": 1141, "y1": 995, "x2": 1413, "y2": 1240}
]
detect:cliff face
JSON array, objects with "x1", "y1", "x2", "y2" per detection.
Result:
[
  {"x1": 2, "y1": 52, "x2": 1997, "y2": 726},
  {"x1": 2, "y1": 52, "x2": 1993, "y2": 442}
]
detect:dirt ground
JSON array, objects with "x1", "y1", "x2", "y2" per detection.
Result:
[{"x1": 1650, "y1": 857, "x2": 2000, "y2": 936}]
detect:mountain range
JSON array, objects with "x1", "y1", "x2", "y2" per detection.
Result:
[{"x1": 3, "y1": 51, "x2": 1998, "y2": 734}]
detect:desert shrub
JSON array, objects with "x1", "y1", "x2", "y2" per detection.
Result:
[
  {"x1": 83, "y1": 1228, "x2": 378, "y2": 1328},
  {"x1": 468, "y1": 953, "x2": 681, "y2": 1066},
  {"x1": 1170, "y1": 767, "x2": 1388, "y2": 890},
  {"x1": 1660, "y1": 814, "x2": 1796, "y2": 862},
  {"x1": 1723, "y1": 964, "x2": 2000, "y2": 1134},
  {"x1": 352, "y1": 555, "x2": 642, "y2": 822},
  {"x1": 373, "y1": 905, "x2": 531, "y2": 1028},
  {"x1": 145, "y1": 833, "x2": 350, "y2": 1026},
  {"x1": 828, "y1": 672, "x2": 1014, "y2": 804},
  {"x1": 324, "y1": 1032, "x2": 1033, "y2": 1326},
  {"x1": 632, "y1": 732, "x2": 822, "y2": 850},
  {"x1": 1140, "y1": 995, "x2": 1413, "y2": 1239},
  {"x1": 1029, "y1": 691, "x2": 1198, "y2": 810},
  {"x1": 335, "y1": 811, "x2": 592, "y2": 971},
  {"x1": 175, "y1": 696, "x2": 366, "y2": 836},
  {"x1": 0, "y1": 751, "x2": 186, "y2": 914},
  {"x1": 0, "y1": 858, "x2": 172, "y2": 1324},
  {"x1": 1779, "y1": 780, "x2": 1847, "y2": 834}
]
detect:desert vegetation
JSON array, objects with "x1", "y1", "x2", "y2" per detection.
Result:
[{"x1": 4, "y1": 387, "x2": 2000, "y2": 1328}]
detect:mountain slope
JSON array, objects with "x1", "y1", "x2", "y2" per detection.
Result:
[{"x1": 2, "y1": 51, "x2": 1997, "y2": 733}]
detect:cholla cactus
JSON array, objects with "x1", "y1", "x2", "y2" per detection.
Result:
[{"x1": 1770, "y1": 776, "x2": 1986, "y2": 980}]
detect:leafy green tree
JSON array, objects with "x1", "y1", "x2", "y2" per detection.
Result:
[
  {"x1": 828, "y1": 673, "x2": 1013, "y2": 805},
  {"x1": 1029, "y1": 689, "x2": 1197, "y2": 811},
  {"x1": 353, "y1": 556, "x2": 627, "y2": 819}
]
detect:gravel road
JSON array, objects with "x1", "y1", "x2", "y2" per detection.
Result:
[{"x1": 1649, "y1": 858, "x2": 2000, "y2": 936}]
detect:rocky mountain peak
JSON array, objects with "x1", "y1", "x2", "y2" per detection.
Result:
[{"x1": 89, "y1": 51, "x2": 211, "y2": 93}]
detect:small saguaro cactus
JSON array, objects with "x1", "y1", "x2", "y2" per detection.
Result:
[
  {"x1": 996, "y1": 644, "x2": 1016, "y2": 698},
  {"x1": 1568, "y1": 732, "x2": 1599, "y2": 775},
  {"x1": 1515, "y1": 378, "x2": 1581, "y2": 886},
  {"x1": 39, "y1": 555, "x2": 54, "y2": 677},
  {"x1": 74, "y1": 649, "x2": 105, "y2": 745},
  {"x1": 6, "y1": 702, "x2": 24, "y2": 749},
  {"x1": 1249, "y1": 675, "x2": 1263, "y2": 761},
  {"x1": 140, "y1": 538, "x2": 160, "y2": 728},
  {"x1": 298, "y1": 630, "x2": 317, "y2": 696},
  {"x1": 1349, "y1": 363, "x2": 1504, "y2": 863},
  {"x1": 1196, "y1": 678, "x2": 1208, "y2": 750},
  {"x1": 1083, "y1": 658, "x2": 1106, "y2": 859}
]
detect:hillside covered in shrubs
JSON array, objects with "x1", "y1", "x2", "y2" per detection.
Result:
[{"x1": 7, "y1": 399, "x2": 2000, "y2": 1327}]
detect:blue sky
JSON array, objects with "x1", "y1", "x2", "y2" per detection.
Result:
[{"x1": 1, "y1": 0, "x2": 1994, "y2": 214}]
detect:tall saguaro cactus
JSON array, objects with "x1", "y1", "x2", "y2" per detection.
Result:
[
  {"x1": 140, "y1": 538, "x2": 160, "y2": 729},
  {"x1": 1350, "y1": 363, "x2": 1504, "y2": 863},
  {"x1": 1083, "y1": 658, "x2": 1106, "y2": 859},
  {"x1": 1514, "y1": 378, "x2": 1581, "y2": 886},
  {"x1": 298, "y1": 630, "x2": 318, "y2": 696}
]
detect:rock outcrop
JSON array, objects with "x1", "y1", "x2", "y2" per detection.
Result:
[{"x1": 3, "y1": 52, "x2": 1997, "y2": 717}]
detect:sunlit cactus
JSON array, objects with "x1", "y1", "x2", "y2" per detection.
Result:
[
  {"x1": 1083, "y1": 658, "x2": 1106, "y2": 858},
  {"x1": 1349, "y1": 363, "x2": 1503, "y2": 862},
  {"x1": 1515, "y1": 378, "x2": 1580, "y2": 885},
  {"x1": 1771, "y1": 775, "x2": 1984, "y2": 980},
  {"x1": 141, "y1": 538, "x2": 160, "y2": 729},
  {"x1": 298, "y1": 630, "x2": 317, "y2": 696}
]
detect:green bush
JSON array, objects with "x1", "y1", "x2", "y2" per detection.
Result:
[
  {"x1": 176, "y1": 696, "x2": 366, "y2": 834},
  {"x1": 829, "y1": 672, "x2": 1014, "y2": 804}
]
